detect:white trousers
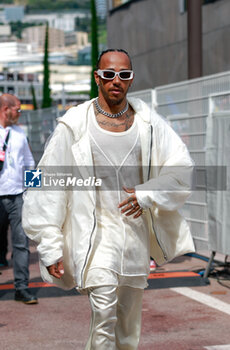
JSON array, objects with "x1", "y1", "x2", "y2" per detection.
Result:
[{"x1": 85, "y1": 285, "x2": 144, "y2": 350}]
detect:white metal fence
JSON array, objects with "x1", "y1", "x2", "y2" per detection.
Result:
[
  {"x1": 205, "y1": 91, "x2": 230, "y2": 255},
  {"x1": 20, "y1": 107, "x2": 64, "y2": 165},
  {"x1": 153, "y1": 72, "x2": 230, "y2": 251},
  {"x1": 129, "y1": 71, "x2": 230, "y2": 252},
  {"x1": 128, "y1": 89, "x2": 156, "y2": 109}
]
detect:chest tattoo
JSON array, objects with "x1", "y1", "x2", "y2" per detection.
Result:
[{"x1": 94, "y1": 106, "x2": 134, "y2": 132}]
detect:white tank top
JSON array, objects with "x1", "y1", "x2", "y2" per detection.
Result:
[{"x1": 85, "y1": 104, "x2": 150, "y2": 288}]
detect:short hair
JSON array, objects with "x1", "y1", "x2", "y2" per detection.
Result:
[
  {"x1": 96, "y1": 49, "x2": 132, "y2": 70},
  {"x1": 0, "y1": 93, "x2": 19, "y2": 109}
]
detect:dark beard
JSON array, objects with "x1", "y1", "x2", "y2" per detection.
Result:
[
  {"x1": 108, "y1": 98, "x2": 124, "y2": 106},
  {"x1": 99, "y1": 82, "x2": 126, "y2": 106}
]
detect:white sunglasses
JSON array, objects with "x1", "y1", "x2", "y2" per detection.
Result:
[{"x1": 97, "y1": 69, "x2": 133, "y2": 80}]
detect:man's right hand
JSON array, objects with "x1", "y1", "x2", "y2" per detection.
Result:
[{"x1": 47, "y1": 260, "x2": 64, "y2": 279}]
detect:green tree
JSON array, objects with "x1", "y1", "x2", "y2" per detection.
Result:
[
  {"x1": 30, "y1": 84, "x2": 38, "y2": 110},
  {"x1": 42, "y1": 23, "x2": 52, "y2": 108},
  {"x1": 26, "y1": 0, "x2": 90, "y2": 11},
  {"x1": 90, "y1": 0, "x2": 99, "y2": 99}
]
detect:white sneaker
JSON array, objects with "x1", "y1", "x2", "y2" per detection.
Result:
[{"x1": 150, "y1": 259, "x2": 157, "y2": 272}]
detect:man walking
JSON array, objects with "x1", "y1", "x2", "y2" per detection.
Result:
[
  {"x1": 23, "y1": 49, "x2": 194, "y2": 347},
  {"x1": 0, "y1": 93, "x2": 38, "y2": 304},
  {"x1": 0, "y1": 202, "x2": 9, "y2": 267}
]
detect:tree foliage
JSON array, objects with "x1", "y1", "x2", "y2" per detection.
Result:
[
  {"x1": 0, "y1": 0, "x2": 13, "y2": 4},
  {"x1": 0, "y1": 0, "x2": 90, "y2": 11},
  {"x1": 42, "y1": 23, "x2": 52, "y2": 109},
  {"x1": 30, "y1": 84, "x2": 38, "y2": 110},
  {"x1": 90, "y1": 0, "x2": 99, "y2": 99},
  {"x1": 26, "y1": 0, "x2": 90, "y2": 11}
]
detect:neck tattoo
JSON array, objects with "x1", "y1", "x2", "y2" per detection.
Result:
[{"x1": 94, "y1": 98, "x2": 129, "y2": 118}]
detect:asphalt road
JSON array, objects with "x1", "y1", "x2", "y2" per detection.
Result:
[{"x1": 1, "y1": 244, "x2": 230, "y2": 350}]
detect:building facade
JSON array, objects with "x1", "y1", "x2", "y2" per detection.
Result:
[
  {"x1": 0, "y1": 25, "x2": 11, "y2": 37},
  {"x1": 64, "y1": 31, "x2": 88, "y2": 49},
  {"x1": 0, "y1": 71, "x2": 42, "y2": 108},
  {"x1": 23, "y1": 12, "x2": 87, "y2": 33},
  {"x1": 4, "y1": 6, "x2": 24, "y2": 22},
  {"x1": 96, "y1": 0, "x2": 107, "y2": 19},
  {"x1": 22, "y1": 25, "x2": 65, "y2": 53},
  {"x1": 107, "y1": 0, "x2": 230, "y2": 91},
  {"x1": 0, "y1": 42, "x2": 33, "y2": 56},
  {"x1": 0, "y1": 5, "x2": 24, "y2": 23}
]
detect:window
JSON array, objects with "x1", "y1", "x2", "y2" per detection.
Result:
[
  {"x1": 18, "y1": 87, "x2": 27, "y2": 97},
  {"x1": 7, "y1": 87, "x2": 15, "y2": 94}
]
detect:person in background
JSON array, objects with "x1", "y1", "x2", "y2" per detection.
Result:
[
  {"x1": 0, "y1": 93, "x2": 38, "y2": 304},
  {"x1": 0, "y1": 204, "x2": 9, "y2": 267}
]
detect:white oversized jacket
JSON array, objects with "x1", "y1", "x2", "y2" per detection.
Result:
[{"x1": 22, "y1": 98, "x2": 195, "y2": 290}]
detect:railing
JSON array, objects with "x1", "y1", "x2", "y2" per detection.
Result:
[{"x1": 129, "y1": 71, "x2": 230, "y2": 252}]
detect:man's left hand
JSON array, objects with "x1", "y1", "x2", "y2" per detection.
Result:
[
  {"x1": 47, "y1": 260, "x2": 64, "y2": 279},
  {"x1": 118, "y1": 187, "x2": 143, "y2": 219}
]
